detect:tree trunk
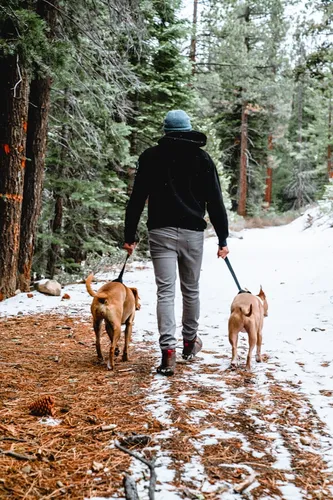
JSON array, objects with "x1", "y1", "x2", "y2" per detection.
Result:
[
  {"x1": 328, "y1": 95, "x2": 332, "y2": 179},
  {"x1": 0, "y1": 56, "x2": 29, "y2": 299},
  {"x1": 190, "y1": 0, "x2": 198, "y2": 72},
  {"x1": 264, "y1": 134, "x2": 273, "y2": 207},
  {"x1": 47, "y1": 194, "x2": 63, "y2": 279},
  {"x1": 17, "y1": 77, "x2": 51, "y2": 290},
  {"x1": 47, "y1": 88, "x2": 69, "y2": 278},
  {"x1": 237, "y1": 5, "x2": 250, "y2": 216},
  {"x1": 238, "y1": 101, "x2": 248, "y2": 216},
  {"x1": 17, "y1": 0, "x2": 57, "y2": 291}
]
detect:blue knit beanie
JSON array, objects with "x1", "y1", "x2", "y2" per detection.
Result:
[{"x1": 163, "y1": 110, "x2": 192, "y2": 132}]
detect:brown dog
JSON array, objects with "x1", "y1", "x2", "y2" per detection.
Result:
[
  {"x1": 85, "y1": 274, "x2": 141, "y2": 370},
  {"x1": 228, "y1": 287, "x2": 268, "y2": 370}
]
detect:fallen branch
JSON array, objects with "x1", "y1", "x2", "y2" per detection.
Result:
[
  {"x1": 0, "y1": 436, "x2": 27, "y2": 443},
  {"x1": 0, "y1": 448, "x2": 36, "y2": 461},
  {"x1": 115, "y1": 440, "x2": 157, "y2": 500}
]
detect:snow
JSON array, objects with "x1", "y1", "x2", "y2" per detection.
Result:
[{"x1": 1, "y1": 208, "x2": 333, "y2": 499}]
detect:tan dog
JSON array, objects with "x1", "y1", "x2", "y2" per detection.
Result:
[
  {"x1": 85, "y1": 274, "x2": 141, "y2": 370},
  {"x1": 228, "y1": 287, "x2": 268, "y2": 370}
]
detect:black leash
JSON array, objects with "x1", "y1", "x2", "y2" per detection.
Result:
[
  {"x1": 112, "y1": 254, "x2": 129, "y2": 283},
  {"x1": 224, "y1": 256, "x2": 250, "y2": 294}
]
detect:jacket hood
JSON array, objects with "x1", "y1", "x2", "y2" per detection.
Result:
[{"x1": 158, "y1": 130, "x2": 207, "y2": 148}]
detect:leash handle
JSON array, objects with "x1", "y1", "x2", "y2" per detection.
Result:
[{"x1": 224, "y1": 257, "x2": 242, "y2": 292}]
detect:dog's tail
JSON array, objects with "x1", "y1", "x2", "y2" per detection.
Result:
[
  {"x1": 240, "y1": 304, "x2": 252, "y2": 317},
  {"x1": 85, "y1": 273, "x2": 97, "y2": 297}
]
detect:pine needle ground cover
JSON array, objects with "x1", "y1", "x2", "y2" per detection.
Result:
[{"x1": 1, "y1": 315, "x2": 332, "y2": 499}]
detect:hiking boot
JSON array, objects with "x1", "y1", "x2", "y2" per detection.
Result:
[
  {"x1": 182, "y1": 335, "x2": 203, "y2": 361},
  {"x1": 157, "y1": 348, "x2": 176, "y2": 376}
]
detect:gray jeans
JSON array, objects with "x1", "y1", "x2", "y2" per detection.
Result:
[{"x1": 148, "y1": 227, "x2": 204, "y2": 350}]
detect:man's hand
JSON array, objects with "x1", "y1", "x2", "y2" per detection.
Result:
[
  {"x1": 123, "y1": 242, "x2": 136, "y2": 255},
  {"x1": 217, "y1": 246, "x2": 229, "y2": 259}
]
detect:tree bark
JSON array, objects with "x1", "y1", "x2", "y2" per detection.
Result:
[
  {"x1": 238, "y1": 101, "x2": 248, "y2": 216},
  {"x1": 264, "y1": 134, "x2": 273, "y2": 207},
  {"x1": 0, "y1": 56, "x2": 29, "y2": 299},
  {"x1": 47, "y1": 194, "x2": 63, "y2": 278},
  {"x1": 47, "y1": 88, "x2": 69, "y2": 278},
  {"x1": 190, "y1": 0, "x2": 198, "y2": 72},
  {"x1": 328, "y1": 94, "x2": 332, "y2": 179},
  {"x1": 237, "y1": 5, "x2": 250, "y2": 216}
]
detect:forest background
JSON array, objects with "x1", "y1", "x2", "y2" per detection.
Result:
[{"x1": 0, "y1": 0, "x2": 332, "y2": 299}]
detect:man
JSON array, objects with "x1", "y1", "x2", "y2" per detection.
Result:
[{"x1": 124, "y1": 110, "x2": 229, "y2": 376}]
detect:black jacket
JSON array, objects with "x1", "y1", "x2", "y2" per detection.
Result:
[{"x1": 124, "y1": 131, "x2": 229, "y2": 247}]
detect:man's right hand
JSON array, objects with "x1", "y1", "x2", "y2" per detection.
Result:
[
  {"x1": 217, "y1": 246, "x2": 229, "y2": 259},
  {"x1": 123, "y1": 242, "x2": 136, "y2": 255}
]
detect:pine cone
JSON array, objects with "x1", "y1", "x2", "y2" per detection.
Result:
[{"x1": 29, "y1": 396, "x2": 55, "y2": 417}]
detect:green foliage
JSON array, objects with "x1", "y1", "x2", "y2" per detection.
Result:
[
  {"x1": 128, "y1": 0, "x2": 195, "y2": 155},
  {"x1": 0, "y1": 4, "x2": 64, "y2": 76}
]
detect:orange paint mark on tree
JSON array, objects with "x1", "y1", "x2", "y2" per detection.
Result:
[
  {"x1": 23, "y1": 121, "x2": 28, "y2": 133},
  {"x1": 3, "y1": 144, "x2": 10, "y2": 154},
  {"x1": 21, "y1": 158, "x2": 26, "y2": 168},
  {"x1": 0, "y1": 193, "x2": 24, "y2": 202}
]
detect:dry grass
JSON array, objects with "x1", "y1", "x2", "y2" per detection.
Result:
[{"x1": 229, "y1": 211, "x2": 300, "y2": 232}]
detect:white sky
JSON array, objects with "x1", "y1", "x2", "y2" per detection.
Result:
[{"x1": 179, "y1": 0, "x2": 324, "y2": 50}]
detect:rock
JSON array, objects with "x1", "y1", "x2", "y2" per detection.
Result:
[
  {"x1": 27, "y1": 293, "x2": 34, "y2": 298},
  {"x1": 61, "y1": 293, "x2": 70, "y2": 300},
  {"x1": 100, "y1": 424, "x2": 117, "y2": 431},
  {"x1": 14, "y1": 289, "x2": 21, "y2": 295},
  {"x1": 36, "y1": 280, "x2": 61, "y2": 296},
  {"x1": 22, "y1": 465, "x2": 32, "y2": 474},
  {"x1": 300, "y1": 436, "x2": 311, "y2": 446}
]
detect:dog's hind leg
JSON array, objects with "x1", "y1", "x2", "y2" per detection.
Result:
[
  {"x1": 228, "y1": 333, "x2": 239, "y2": 369},
  {"x1": 246, "y1": 326, "x2": 257, "y2": 370},
  {"x1": 256, "y1": 328, "x2": 263, "y2": 363},
  {"x1": 93, "y1": 318, "x2": 103, "y2": 362},
  {"x1": 106, "y1": 322, "x2": 121, "y2": 371},
  {"x1": 123, "y1": 314, "x2": 134, "y2": 362},
  {"x1": 228, "y1": 314, "x2": 240, "y2": 368}
]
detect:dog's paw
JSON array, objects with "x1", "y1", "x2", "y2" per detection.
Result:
[
  {"x1": 256, "y1": 355, "x2": 262, "y2": 363},
  {"x1": 230, "y1": 361, "x2": 238, "y2": 370},
  {"x1": 114, "y1": 347, "x2": 120, "y2": 357}
]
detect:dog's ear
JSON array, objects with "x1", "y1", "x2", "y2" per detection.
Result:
[
  {"x1": 258, "y1": 285, "x2": 266, "y2": 298},
  {"x1": 130, "y1": 288, "x2": 141, "y2": 310}
]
